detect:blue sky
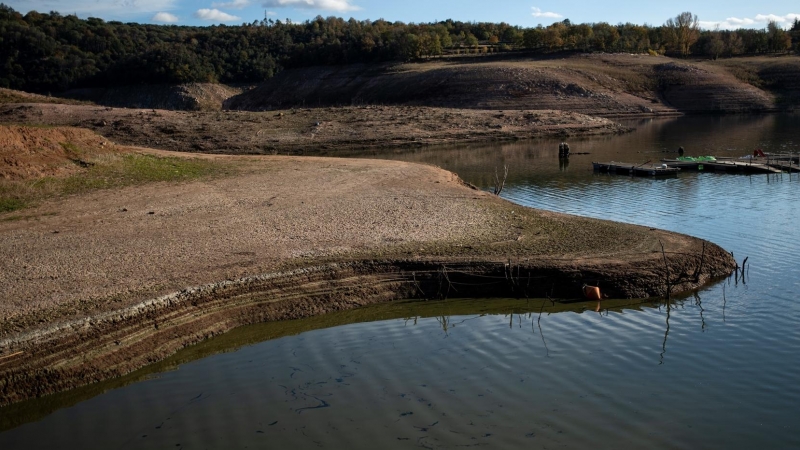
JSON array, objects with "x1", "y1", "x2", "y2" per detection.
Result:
[{"x1": 4, "y1": 0, "x2": 799, "y2": 30}]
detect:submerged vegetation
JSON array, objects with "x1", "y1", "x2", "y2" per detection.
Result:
[{"x1": 1, "y1": 4, "x2": 798, "y2": 93}]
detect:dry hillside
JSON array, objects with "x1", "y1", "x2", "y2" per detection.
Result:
[
  {"x1": 712, "y1": 56, "x2": 800, "y2": 109},
  {"x1": 225, "y1": 53, "x2": 794, "y2": 115},
  {"x1": 61, "y1": 83, "x2": 246, "y2": 111},
  {"x1": 0, "y1": 88, "x2": 87, "y2": 106}
]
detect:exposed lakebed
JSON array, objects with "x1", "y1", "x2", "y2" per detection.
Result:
[{"x1": 2, "y1": 114, "x2": 799, "y2": 449}]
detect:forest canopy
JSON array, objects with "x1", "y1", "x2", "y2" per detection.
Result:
[{"x1": 1, "y1": 4, "x2": 798, "y2": 93}]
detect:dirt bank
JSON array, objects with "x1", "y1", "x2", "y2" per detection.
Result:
[
  {"x1": 0, "y1": 103, "x2": 627, "y2": 156},
  {"x1": 0, "y1": 130, "x2": 736, "y2": 405},
  {"x1": 60, "y1": 83, "x2": 246, "y2": 111},
  {"x1": 0, "y1": 125, "x2": 120, "y2": 180},
  {"x1": 225, "y1": 53, "x2": 793, "y2": 115},
  {"x1": 713, "y1": 56, "x2": 800, "y2": 110}
]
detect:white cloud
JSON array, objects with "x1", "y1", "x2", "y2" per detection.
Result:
[
  {"x1": 755, "y1": 14, "x2": 787, "y2": 23},
  {"x1": 701, "y1": 13, "x2": 800, "y2": 30},
  {"x1": 725, "y1": 17, "x2": 756, "y2": 26},
  {"x1": 152, "y1": 12, "x2": 179, "y2": 22},
  {"x1": 17, "y1": 0, "x2": 177, "y2": 15},
  {"x1": 194, "y1": 8, "x2": 241, "y2": 21},
  {"x1": 261, "y1": 0, "x2": 361, "y2": 12},
  {"x1": 531, "y1": 7, "x2": 562, "y2": 19},
  {"x1": 211, "y1": 0, "x2": 252, "y2": 9}
]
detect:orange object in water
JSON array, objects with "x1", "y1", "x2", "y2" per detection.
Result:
[{"x1": 583, "y1": 285, "x2": 601, "y2": 300}]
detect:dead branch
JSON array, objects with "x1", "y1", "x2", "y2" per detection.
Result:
[{"x1": 493, "y1": 164, "x2": 508, "y2": 195}]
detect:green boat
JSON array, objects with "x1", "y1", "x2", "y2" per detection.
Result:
[{"x1": 676, "y1": 156, "x2": 717, "y2": 162}]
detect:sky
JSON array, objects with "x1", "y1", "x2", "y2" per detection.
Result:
[{"x1": 4, "y1": 0, "x2": 799, "y2": 30}]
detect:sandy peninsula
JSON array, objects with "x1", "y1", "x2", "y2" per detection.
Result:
[{"x1": 0, "y1": 110, "x2": 735, "y2": 406}]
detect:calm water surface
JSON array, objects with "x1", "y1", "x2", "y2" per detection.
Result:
[{"x1": 2, "y1": 115, "x2": 799, "y2": 449}]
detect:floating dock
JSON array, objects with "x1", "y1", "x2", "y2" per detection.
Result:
[
  {"x1": 593, "y1": 162, "x2": 679, "y2": 177},
  {"x1": 762, "y1": 154, "x2": 800, "y2": 164},
  {"x1": 753, "y1": 156, "x2": 800, "y2": 173},
  {"x1": 765, "y1": 161, "x2": 800, "y2": 173},
  {"x1": 662, "y1": 159, "x2": 783, "y2": 174}
]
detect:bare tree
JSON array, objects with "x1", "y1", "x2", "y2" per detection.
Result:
[
  {"x1": 665, "y1": 12, "x2": 700, "y2": 56},
  {"x1": 493, "y1": 165, "x2": 508, "y2": 196}
]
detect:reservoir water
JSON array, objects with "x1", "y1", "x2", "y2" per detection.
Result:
[{"x1": 2, "y1": 114, "x2": 799, "y2": 449}]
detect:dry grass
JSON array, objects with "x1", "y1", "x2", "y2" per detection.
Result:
[
  {"x1": 0, "y1": 88, "x2": 87, "y2": 105},
  {"x1": 1, "y1": 152, "x2": 235, "y2": 214}
]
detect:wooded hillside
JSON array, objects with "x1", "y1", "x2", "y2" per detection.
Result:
[{"x1": 1, "y1": 4, "x2": 798, "y2": 94}]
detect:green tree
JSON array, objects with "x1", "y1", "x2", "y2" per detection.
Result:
[
  {"x1": 791, "y1": 18, "x2": 800, "y2": 53},
  {"x1": 543, "y1": 22, "x2": 565, "y2": 50},
  {"x1": 401, "y1": 32, "x2": 420, "y2": 59},
  {"x1": 419, "y1": 32, "x2": 442, "y2": 58},
  {"x1": 739, "y1": 28, "x2": 769, "y2": 53},
  {"x1": 591, "y1": 22, "x2": 619, "y2": 51},
  {"x1": 724, "y1": 31, "x2": 744, "y2": 56},
  {"x1": 767, "y1": 20, "x2": 791, "y2": 53},
  {"x1": 618, "y1": 23, "x2": 650, "y2": 53},
  {"x1": 664, "y1": 11, "x2": 699, "y2": 56},
  {"x1": 522, "y1": 27, "x2": 543, "y2": 49},
  {"x1": 464, "y1": 32, "x2": 479, "y2": 47},
  {"x1": 704, "y1": 30, "x2": 725, "y2": 59},
  {"x1": 570, "y1": 24, "x2": 593, "y2": 51},
  {"x1": 501, "y1": 27, "x2": 523, "y2": 46}
]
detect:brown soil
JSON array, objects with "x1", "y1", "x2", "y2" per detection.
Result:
[
  {"x1": 0, "y1": 125, "x2": 121, "y2": 180},
  {"x1": 225, "y1": 53, "x2": 789, "y2": 115},
  {"x1": 0, "y1": 69, "x2": 742, "y2": 405},
  {"x1": 0, "y1": 103, "x2": 627, "y2": 156}
]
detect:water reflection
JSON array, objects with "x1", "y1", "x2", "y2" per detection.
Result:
[
  {"x1": 351, "y1": 114, "x2": 800, "y2": 193},
  {"x1": 333, "y1": 115, "x2": 800, "y2": 449},
  {"x1": 0, "y1": 295, "x2": 688, "y2": 433},
  {"x1": 660, "y1": 297, "x2": 671, "y2": 365},
  {"x1": 2, "y1": 272, "x2": 794, "y2": 449}
]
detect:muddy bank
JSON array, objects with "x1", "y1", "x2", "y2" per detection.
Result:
[{"x1": 1, "y1": 247, "x2": 733, "y2": 406}]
